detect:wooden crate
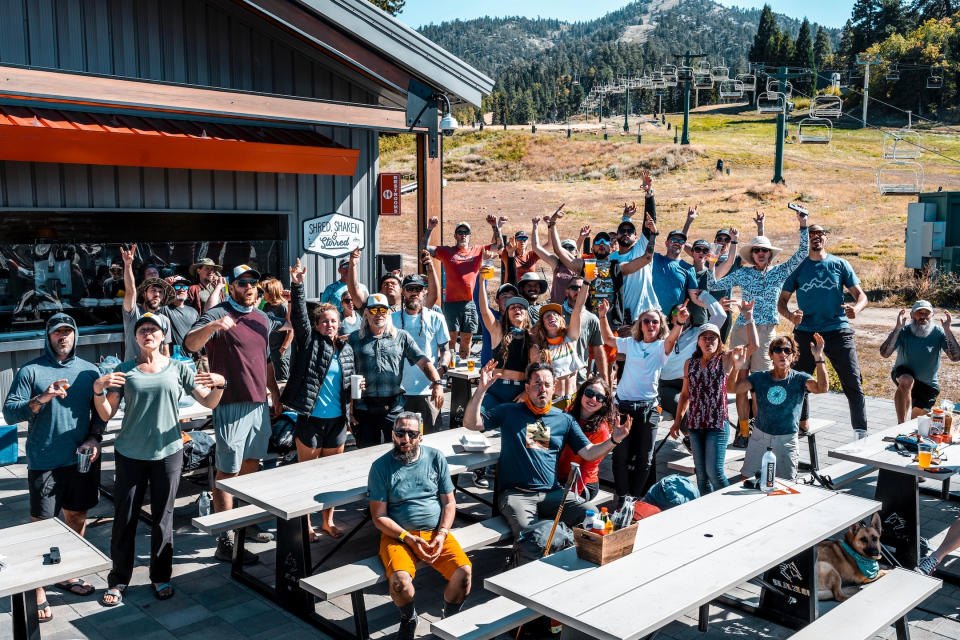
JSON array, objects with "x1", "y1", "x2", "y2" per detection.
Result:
[{"x1": 572, "y1": 522, "x2": 638, "y2": 565}]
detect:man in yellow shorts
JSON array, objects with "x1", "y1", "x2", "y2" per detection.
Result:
[{"x1": 368, "y1": 412, "x2": 471, "y2": 639}]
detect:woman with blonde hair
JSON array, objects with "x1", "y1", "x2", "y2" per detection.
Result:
[
  {"x1": 598, "y1": 300, "x2": 683, "y2": 504},
  {"x1": 528, "y1": 283, "x2": 589, "y2": 408},
  {"x1": 260, "y1": 277, "x2": 293, "y2": 381}
]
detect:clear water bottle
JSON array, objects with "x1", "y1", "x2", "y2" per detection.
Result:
[
  {"x1": 761, "y1": 447, "x2": 777, "y2": 493},
  {"x1": 198, "y1": 491, "x2": 212, "y2": 517}
]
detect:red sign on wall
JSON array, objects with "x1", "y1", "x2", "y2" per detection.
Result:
[{"x1": 379, "y1": 173, "x2": 401, "y2": 216}]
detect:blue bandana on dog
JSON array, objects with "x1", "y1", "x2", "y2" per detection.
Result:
[{"x1": 839, "y1": 539, "x2": 880, "y2": 581}]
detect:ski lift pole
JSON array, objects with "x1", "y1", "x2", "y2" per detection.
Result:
[
  {"x1": 624, "y1": 84, "x2": 630, "y2": 132},
  {"x1": 672, "y1": 51, "x2": 708, "y2": 145},
  {"x1": 769, "y1": 65, "x2": 808, "y2": 184}
]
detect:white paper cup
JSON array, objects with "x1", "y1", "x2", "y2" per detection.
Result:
[
  {"x1": 918, "y1": 415, "x2": 932, "y2": 437},
  {"x1": 350, "y1": 375, "x2": 364, "y2": 400}
]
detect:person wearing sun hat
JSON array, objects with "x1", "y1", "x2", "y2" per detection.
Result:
[
  {"x1": 186, "y1": 257, "x2": 223, "y2": 313},
  {"x1": 162, "y1": 275, "x2": 198, "y2": 351},
  {"x1": 706, "y1": 204, "x2": 810, "y2": 448},
  {"x1": 119, "y1": 244, "x2": 173, "y2": 361}
]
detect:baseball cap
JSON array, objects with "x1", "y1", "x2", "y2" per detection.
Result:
[
  {"x1": 539, "y1": 303, "x2": 563, "y2": 318},
  {"x1": 666, "y1": 229, "x2": 687, "y2": 241},
  {"x1": 338, "y1": 260, "x2": 349, "y2": 270},
  {"x1": 912, "y1": 300, "x2": 933, "y2": 313},
  {"x1": 692, "y1": 239, "x2": 711, "y2": 250},
  {"x1": 401, "y1": 274, "x2": 427, "y2": 288},
  {"x1": 514, "y1": 230, "x2": 529, "y2": 239},
  {"x1": 134, "y1": 312, "x2": 169, "y2": 335},
  {"x1": 698, "y1": 323, "x2": 721, "y2": 338},
  {"x1": 497, "y1": 283, "x2": 519, "y2": 297},
  {"x1": 594, "y1": 231, "x2": 612, "y2": 242},
  {"x1": 617, "y1": 220, "x2": 637, "y2": 233},
  {"x1": 504, "y1": 296, "x2": 530, "y2": 310},
  {"x1": 560, "y1": 238, "x2": 577, "y2": 251},
  {"x1": 366, "y1": 293, "x2": 390, "y2": 309},
  {"x1": 455, "y1": 221, "x2": 472, "y2": 233},
  {"x1": 232, "y1": 264, "x2": 261, "y2": 280}
]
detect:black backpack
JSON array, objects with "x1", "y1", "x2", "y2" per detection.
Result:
[{"x1": 512, "y1": 519, "x2": 574, "y2": 566}]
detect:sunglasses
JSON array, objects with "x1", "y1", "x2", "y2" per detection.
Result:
[
  {"x1": 568, "y1": 285, "x2": 582, "y2": 291},
  {"x1": 515, "y1": 236, "x2": 529, "y2": 241},
  {"x1": 234, "y1": 278, "x2": 259, "y2": 288},
  {"x1": 810, "y1": 230, "x2": 827, "y2": 237},
  {"x1": 136, "y1": 325, "x2": 161, "y2": 335},
  {"x1": 642, "y1": 318, "x2": 661, "y2": 325},
  {"x1": 618, "y1": 228, "x2": 636, "y2": 236},
  {"x1": 455, "y1": 230, "x2": 471, "y2": 236},
  {"x1": 593, "y1": 238, "x2": 611, "y2": 246},
  {"x1": 393, "y1": 428, "x2": 420, "y2": 439},
  {"x1": 715, "y1": 237, "x2": 731, "y2": 243},
  {"x1": 692, "y1": 247, "x2": 710, "y2": 254},
  {"x1": 667, "y1": 237, "x2": 685, "y2": 244},
  {"x1": 173, "y1": 284, "x2": 189, "y2": 291},
  {"x1": 771, "y1": 347, "x2": 793, "y2": 355},
  {"x1": 341, "y1": 297, "x2": 353, "y2": 304},
  {"x1": 582, "y1": 388, "x2": 607, "y2": 403},
  {"x1": 369, "y1": 307, "x2": 389, "y2": 316},
  {"x1": 751, "y1": 248, "x2": 771, "y2": 254},
  {"x1": 404, "y1": 286, "x2": 425, "y2": 293}
]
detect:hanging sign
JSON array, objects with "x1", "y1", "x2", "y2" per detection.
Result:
[
  {"x1": 302, "y1": 212, "x2": 365, "y2": 258},
  {"x1": 379, "y1": 173, "x2": 401, "y2": 216}
]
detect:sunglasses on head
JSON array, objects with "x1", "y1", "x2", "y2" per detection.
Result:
[
  {"x1": 369, "y1": 307, "x2": 389, "y2": 316},
  {"x1": 771, "y1": 346, "x2": 793, "y2": 355},
  {"x1": 234, "y1": 278, "x2": 258, "y2": 288},
  {"x1": 593, "y1": 238, "x2": 610, "y2": 246},
  {"x1": 393, "y1": 428, "x2": 420, "y2": 439},
  {"x1": 692, "y1": 247, "x2": 710, "y2": 253},
  {"x1": 582, "y1": 388, "x2": 606, "y2": 403}
]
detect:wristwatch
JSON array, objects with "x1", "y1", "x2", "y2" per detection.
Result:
[{"x1": 430, "y1": 379, "x2": 444, "y2": 387}]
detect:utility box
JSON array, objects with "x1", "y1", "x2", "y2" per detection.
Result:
[{"x1": 905, "y1": 201, "x2": 944, "y2": 269}]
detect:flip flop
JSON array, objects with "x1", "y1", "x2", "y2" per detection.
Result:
[
  {"x1": 152, "y1": 583, "x2": 174, "y2": 600},
  {"x1": 37, "y1": 601, "x2": 52, "y2": 622},
  {"x1": 100, "y1": 586, "x2": 124, "y2": 607},
  {"x1": 55, "y1": 579, "x2": 95, "y2": 596}
]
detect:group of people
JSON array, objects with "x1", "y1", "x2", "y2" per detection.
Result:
[{"x1": 5, "y1": 173, "x2": 959, "y2": 635}]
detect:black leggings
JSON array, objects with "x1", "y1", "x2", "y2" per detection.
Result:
[{"x1": 612, "y1": 400, "x2": 662, "y2": 500}]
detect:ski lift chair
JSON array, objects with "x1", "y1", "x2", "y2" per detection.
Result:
[
  {"x1": 797, "y1": 118, "x2": 833, "y2": 144},
  {"x1": 886, "y1": 65, "x2": 900, "y2": 81},
  {"x1": 662, "y1": 64, "x2": 677, "y2": 78},
  {"x1": 677, "y1": 66, "x2": 694, "y2": 82},
  {"x1": 719, "y1": 81, "x2": 744, "y2": 99},
  {"x1": 927, "y1": 73, "x2": 943, "y2": 89},
  {"x1": 736, "y1": 73, "x2": 757, "y2": 91},
  {"x1": 882, "y1": 130, "x2": 922, "y2": 159},
  {"x1": 809, "y1": 95, "x2": 843, "y2": 119},
  {"x1": 693, "y1": 73, "x2": 713, "y2": 90},
  {"x1": 766, "y1": 78, "x2": 793, "y2": 98},
  {"x1": 877, "y1": 161, "x2": 924, "y2": 195},
  {"x1": 757, "y1": 92, "x2": 786, "y2": 114},
  {"x1": 697, "y1": 60, "x2": 712, "y2": 74},
  {"x1": 711, "y1": 66, "x2": 729, "y2": 81}
]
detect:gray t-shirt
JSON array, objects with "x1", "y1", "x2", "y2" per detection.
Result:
[
  {"x1": 894, "y1": 325, "x2": 949, "y2": 388},
  {"x1": 366, "y1": 445, "x2": 453, "y2": 530},
  {"x1": 113, "y1": 359, "x2": 196, "y2": 461},
  {"x1": 123, "y1": 305, "x2": 172, "y2": 361},
  {"x1": 562, "y1": 304, "x2": 602, "y2": 385},
  {"x1": 160, "y1": 304, "x2": 199, "y2": 350}
]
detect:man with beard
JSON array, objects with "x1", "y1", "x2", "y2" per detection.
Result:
[
  {"x1": 162, "y1": 275, "x2": 198, "y2": 352},
  {"x1": 464, "y1": 361, "x2": 630, "y2": 540},
  {"x1": 779, "y1": 224, "x2": 870, "y2": 436},
  {"x1": 346, "y1": 247, "x2": 402, "y2": 312},
  {"x1": 120, "y1": 244, "x2": 173, "y2": 360},
  {"x1": 184, "y1": 265, "x2": 284, "y2": 564},
  {"x1": 368, "y1": 412, "x2": 471, "y2": 639},
  {"x1": 422, "y1": 216, "x2": 504, "y2": 361},
  {"x1": 186, "y1": 257, "x2": 223, "y2": 313},
  {"x1": 392, "y1": 275, "x2": 451, "y2": 433},
  {"x1": 614, "y1": 173, "x2": 659, "y2": 322},
  {"x1": 651, "y1": 222, "x2": 703, "y2": 316},
  {"x1": 561, "y1": 276, "x2": 607, "y2": 386},
  {"x1": 349, "y1": 294, "x2": 444, "y2": 448},
  {"x1": 3, "y1": 314, "x2": 106, "y2": 618},
  {"x1": 880, "y1": 300, "x2": 960, "y2": 423},
  {"x1": 516, "y1": 271, "x2": 549, "y2": 324}
]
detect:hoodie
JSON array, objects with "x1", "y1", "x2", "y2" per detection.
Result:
[{"x1": 2, "y1": 313, "x2": 105, "y2": 470}]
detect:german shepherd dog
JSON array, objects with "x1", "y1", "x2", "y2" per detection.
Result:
[{"x1": 817, "y1": 512, "x2": 888, "y2": 601}]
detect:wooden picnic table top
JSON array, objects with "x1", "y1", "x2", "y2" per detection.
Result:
[
  {"x1": 485, "y1": 481, "x2": 880, "y2": 640},
  {"x1": 217, "y1": 427, "x2": 500, "y2": 521},
  {"x1": 446, "y1": 366, "x2": 480, "y2": 380},
  {"x1": 829, "y1": 418, "x2": 959, "y2": 480},
  {"x1": 0, "y1": 518, "x2": 111, "y2": 598}
]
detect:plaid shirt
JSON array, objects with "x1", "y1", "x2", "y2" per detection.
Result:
[{"x1": 348, "y1": 328, "x2": 425, "y2": 408}]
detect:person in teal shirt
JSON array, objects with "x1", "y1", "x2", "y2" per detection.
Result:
[
  {"x1": 93, "y1": 312, "x2": 225, "y2": 606},
  {"x1": 880, "y1": 300, "x2": 960, "y2": 423}
]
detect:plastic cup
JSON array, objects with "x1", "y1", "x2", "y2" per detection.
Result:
[
  {"x1": 350, "y1": 375, "x2": 364, "y2": 400},
  {"x1": 480, "y1": 260, "x2": 495, "y2": 280},
  {"x1": 918, "y1": 415, "x2": 932, "y2": 437},
  {"x1": 467, "y1": 359, "x2": 476, "y2": 372},
  {"x1": 918, "y1": 442, "x2": 933, "y2": 469},
  {"x1": 583, "y1": 259, "x2": 597, "y2": 280},
  {"x1": 77, "y1": 448, "x2": 92, "y2": 474},
  {"x1": 709, "y1": 243, "x2": 723, "y2": 264}
]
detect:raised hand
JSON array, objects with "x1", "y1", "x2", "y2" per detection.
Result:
[
  {"x1": 477, "y1": 360, "x2": 502, "y2": 391},
  {"x1": 120, "y1": 244, "x2": 136, "y2": 266},
  {"x1": 754, "y1": 211, "x2": 765, "y2": 227},
  {"x1": 613, "y1": 413, "x2": 632, "y2": 443},
  {"x1": 641, "y1": 171, "x2": 653, "y2": 193},
  {"x1": 597, "y1": 299, "x2": 610, "y2": 317},
  {"x1": 552, "y1": 203, "x2": 565, "y2": 218},
  {"x1": 94, "y1": 372, "x2": 126, "y2": 394},
  {"x1": 289, "y1": 258, "x2": 306, "y2": 285},
  {"x1": 730, "y1": 345, "x2": 748, "y2": 370},
  {"x1": 420, "y1": 249, "x2": 432, "y2": 268},
  {"x1": 686, "y1": 206, "x2": 699, "y2": 222},
  {"x1": 623, "y1": 202, "x2": 637, "y2": 218},
  {"x1": 942, "y1": 311, "x2": 953, "y2": 329},
  {"x1": 505, "y1": 236, "x2": 517, "y2": 257},
  {"x1": 729, "y1": 228, "x2": 740, "y2": 243},
  {"x1": 427, "y1": 216, "x2": 439, "y2": 230},
  {"x1": 532, "y1": 216, "x2": 541, "y2": 226},
  {"x1": 579, "y1": 225, "x2": 592, "y2": 239},
  {"x1": 550, "y1": 210, "x2": 565, "y2": 224},
  {"x1": 497, "y1": 216, "x2": 508, "y2": 228},
  {"x1": 811, "y1": 332, "x2": 825, "y2": 358},
  {"x1": 349, "y1": 248, "x2": 361, "y2": 265},
  {"x1": 675, "y1": 300, "x2": 690, "y2": 325},
  {"x1": 644, "y1": 212, "x2": 658, "y2": 235},
  {"x1": 896, "y1": 308, "x2": 910, "y2": 328},
  {"x1": 485, "y1": 214, "x2": 497, "y2": 227},
  {"x1": 740, "y1": 299, "x2": 755, "y2": 319}
]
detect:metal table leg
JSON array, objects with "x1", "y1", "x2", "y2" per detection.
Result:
[
  {"x1": 11, "y1": 591, "x2": 40, "y2": 640},
  {"x1": 874, "y1": 469, "x2": 920, "y2": 569}
]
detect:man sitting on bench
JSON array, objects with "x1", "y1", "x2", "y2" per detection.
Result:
[{"x1": 367, "y1": 412, "x2": 472, "y2": 640}]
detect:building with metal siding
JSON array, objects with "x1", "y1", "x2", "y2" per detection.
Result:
[{"x1": 0, "y1": 0, "x2": 493, "y2": 396}]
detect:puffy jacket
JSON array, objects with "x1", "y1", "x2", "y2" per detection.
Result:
[{"x1": 281, "y1": 282, "x2": 354, "y2": 415}]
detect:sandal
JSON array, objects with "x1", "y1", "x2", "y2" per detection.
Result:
[
  {"x1": 100, "y1": 586, "x2": 125, "y2": 607},
  {"x1": 152, "y1": 582, "x2": 174, "y2": 600},
  {"x1": 55, "y1": 579, "x2": 95, "y2": 596},
  {"x1": 37, "y1": 601, "x2": 52, "y2": 622},
  {"x1": 322, "y1": 523, "x2": 344, "y2": 539}
]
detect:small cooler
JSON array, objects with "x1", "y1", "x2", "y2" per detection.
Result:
[{"x1": 0, "y1": 423, "x2": 18, "y2": 466}]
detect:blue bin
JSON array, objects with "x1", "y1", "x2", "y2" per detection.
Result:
[{"x1": 0, "y1": 424, "x2": 18, "y2": 466}]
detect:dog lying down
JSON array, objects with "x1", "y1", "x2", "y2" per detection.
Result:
[{"x1": 817, "y1": 512, "x2": 889, "y2": 601}]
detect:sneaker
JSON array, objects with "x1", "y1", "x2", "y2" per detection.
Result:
[
  {"x1": 731, "y1": 434, "x2": 750, "y2": 449},
  {"x1": 473, "y1": 470, "x2": 489, "y2": 489},
  {"x1": 244, "y1": 525, "x2": 275, "y2": 543},
  {"x1": 215, "y1": 536, "x2": 259, "y2": 565},
  {"x1": 854, "y1": 429, "x2": 868, "y2": 441},
  {"x1": 917, "y1": 555, "x2": 940, "y2": 576},
  {"x1": 397, "y1": 611, "x2": 418, "y2": 640}
]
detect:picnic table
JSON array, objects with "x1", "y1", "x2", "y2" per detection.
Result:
[
  {"x1": 0, "y1": 519, "x2": 111, "y2": 640},
  {"x1": 216, "y1": 427, "x2": 500, "y2": 634},
  {"x1": 485, "y1": 480, "x2": 880, "y2": 639},
  {"x1": 829, "y1": 419, "x2": 958, "y2": 570}
]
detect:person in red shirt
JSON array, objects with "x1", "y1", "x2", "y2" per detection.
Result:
[
  {"x1": 501, "y1": 230, "x2": 540, "y2": 278},
  {"x1": 557, "y1": 376, "x2": 616, "y2": 500},
  {"x1": 422, "y1": 216, "x2": 503, "y2": 360}
]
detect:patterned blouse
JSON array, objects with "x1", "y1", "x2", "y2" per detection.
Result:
[
  {"x1": 686, "y1": 355, "x2": 728, "y2": 431},
  {"x1": 705, "y1": 227, "x2": 809, "y2": 326}
]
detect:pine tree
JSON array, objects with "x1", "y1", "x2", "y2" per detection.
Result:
[
  {"x1": 367, "y1": 0, "x2": 405, "y2": 15},
  {"x1": 912, "y1": 0, "x2": 958, "y2": 19},
  {"x1": 750, "y1": 5, "x2": 778, "y2": 63},
  {"x1": 836, "y1": 19, "x2": 857, "y2": 66},
  {"x1": 775, "y1": 30, "x2": 793, "y2": 65},
  {"x1": 814, "y1": 26, "x2": 832, "y2": 69},
  {"x1": 792, "y1": 19, "x2": 815, "y2": 68}
]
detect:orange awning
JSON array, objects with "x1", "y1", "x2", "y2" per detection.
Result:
[{"x1": 0, "y1": 105, "x2": 359, "y2": 176}]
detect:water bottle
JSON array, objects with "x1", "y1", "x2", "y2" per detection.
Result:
[
  {"x1": 198, "y1": 491, "x2": 212, "y2": 517},
  {"x1": 761, "y1": 447, "x2": 777, "y2": 492},
  {"x1": 591, "y1": 511, "x2": 605, "y2": 535},
  {"x1": 582, "y1": 510, "x2": 596, "y2": 530}
]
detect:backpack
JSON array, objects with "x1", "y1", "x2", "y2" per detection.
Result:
[
  {"x1": 182, "y1": 430, "x2": 215, "y2": 472},
  {"x1": 512, "y1": 519, "x2": 574, "y2": 565},
  {"x1": 268, "y1": 412, "x2": 298, "y2": 455},
  {"x1": 643, "y1": 474, "x2": 700, "y2": 510}
]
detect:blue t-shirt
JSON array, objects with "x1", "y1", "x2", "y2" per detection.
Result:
[
  {"x1": 311, "y1": 355, "x2": 343, "y2": 419},
  {"x1": 894, "y1": 325, "x2": 949, "y2": 388},
  {"x1": 320, "y1": 281, "x2": 348, "y2": 312},
  {"x1": 366, "y1": 446, "x2": 454, "y2": 530},
  {"x1": 485, "y1": 403, "x2": 591, "y2": 491},
  {"x1": 782, "y1": 255, "x2": 860, "y2": 333},
  {"x1": 652, "y1": 253, "x2": 698, "y2": 314},
  {"x1": 748, "y1": 369, "x2": 812, "y2": 436}
]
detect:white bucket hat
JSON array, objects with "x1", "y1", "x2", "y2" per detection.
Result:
[{"x1": 739, "y1": 236, "x2": 782, "y2": 266}]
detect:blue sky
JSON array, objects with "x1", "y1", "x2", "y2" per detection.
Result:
[{"x1": 400, "y1": 1, "x2": 855, "y2": 29}]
